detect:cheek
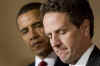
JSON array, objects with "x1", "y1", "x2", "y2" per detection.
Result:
[
  {"x1": 39, "y1": 29, "x2": 49, "y2": 40},
  {"x1": 22, "y1": 35, "x2": 29, "y2": 43},
  {"x1": 60, "y1": 32, "x2": 77, "y2": 49},
  {"x1": 37, "y1": 28, "x2": 45, "y2": 36}
]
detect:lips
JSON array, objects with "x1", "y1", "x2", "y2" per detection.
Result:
[
  {"x1": 31, "y1": 40, "x2": 43, "y2": 47},
  {"x1": 55, "y1": 47, "x2": 68, "y2": 58},
  {"x1": 55, "y1": 47, "x2": 67, "y2": 53}
]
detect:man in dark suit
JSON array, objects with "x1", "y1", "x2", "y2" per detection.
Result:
[
  {"x1": 41, "y1": 0, "x2": 100, "y2": 66},
  {"x1": 16, "y1": 2, "x2": 67, "y2": 66}
]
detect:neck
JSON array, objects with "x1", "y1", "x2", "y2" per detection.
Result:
[{"x1": 71, "y1": 43, "x2": 93, "y2": 65}]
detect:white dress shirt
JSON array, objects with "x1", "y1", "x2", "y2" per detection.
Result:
[
  {"x1": 70, "y1": 44, "x2": 95, "y2": 66},
  {"x1": 35, "y1": 52, "x2": 57, "y2": 66}
]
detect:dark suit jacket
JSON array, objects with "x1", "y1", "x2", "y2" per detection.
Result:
[
  {"x1": 28, "y1": 57, "x2": 67, "y2": 66},
  {"x1": 28, "y1": 46, "x2": 100, "y2": 66},
  {"x1": 86, "y1": 46, "x2": 100, "y2": 66}
]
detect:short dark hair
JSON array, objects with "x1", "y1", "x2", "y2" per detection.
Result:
[
  {"x1": 17, "y1": 2, "x2": 41, "y2": 19},
  {"x1": 16, "y1": 2, "x2": 41, "y2": 29},
  {"x1": 40, "y1": 0, "x2": 94, "y2": 38}
]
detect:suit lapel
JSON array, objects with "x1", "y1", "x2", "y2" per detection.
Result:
[{"x1": 86, "y1": 46, "x2": 100, "y2": 66}]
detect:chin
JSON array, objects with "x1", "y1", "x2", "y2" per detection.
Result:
[
  {"x1": 33, "y1": 50, "x2": 44, "y2": 55},
  {"x1": 60, "y1": 56, "x2": 70, "y2": 64}
]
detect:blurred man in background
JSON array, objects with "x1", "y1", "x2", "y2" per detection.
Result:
[{"x1": 16, "y1": 2, "x2": 67, "y2": 66}]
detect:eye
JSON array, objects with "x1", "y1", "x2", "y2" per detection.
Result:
[
  {"x1": 59, "y1": 30, "x2": 66, "y2": 35},
  {"x1": 20, "y1": 28, "x2": 28, "y2": 35}
]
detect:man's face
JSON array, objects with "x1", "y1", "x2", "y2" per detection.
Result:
[
  {"x1": 43, "y1": 12, "x2": 91, "y2": 64},
  {"x1": 17, "y1": 9, "x2": 50, "y2": 55}
]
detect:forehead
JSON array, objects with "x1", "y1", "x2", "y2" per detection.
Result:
[
  {"x1": 17, "y1": 9, "x2": 40, "y2": 29},
  {"x1": 43, "y1": 12, "x2": 71, "y2": 33}
]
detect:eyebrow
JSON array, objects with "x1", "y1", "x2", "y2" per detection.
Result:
[
  {"x1": 31, "y1": 21, "x2": 42, "y2": 27},
  {"x1": 45, "y1": 25, "x2": 67, "y2": 36},
  {"x1": 55, "y1": 24, "x2": 68, "y2": 32},
  {"x1": 19, "y1": 21, "x2": 42, "y2": 32}
]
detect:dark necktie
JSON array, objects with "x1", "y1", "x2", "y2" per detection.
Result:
[{"x1": 38, "y1": 61, "x2": 47, "y2": 66}]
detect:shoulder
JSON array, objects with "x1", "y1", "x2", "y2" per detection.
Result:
[
  {"x1": 28, "y1": 62, "x2": 35, "y2": 66},
  {"x1": 87, "y1": 46, "x2": 100, "y2": 66}
]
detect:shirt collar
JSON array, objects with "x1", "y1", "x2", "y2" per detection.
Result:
[
  {"x1": 70, "y1": 44, "x2": 95, "y2": 66},
  {"x1": 35, "y1": 52, "x2": 57, "y2": 66}
]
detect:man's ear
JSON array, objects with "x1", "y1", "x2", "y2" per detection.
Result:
[{"x1": 80, "y1": 19, "x2": 90, "y2": 37}]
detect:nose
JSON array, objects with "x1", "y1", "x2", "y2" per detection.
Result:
[
  {"x1": 51, "y1": 33, "x2": 61, "y2": 48},
  {"x1": 29, "y1": 29, "x2": 39, "y2": 40}
]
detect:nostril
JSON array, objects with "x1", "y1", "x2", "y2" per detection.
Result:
[
  {"x1": 34, "y1": 36, "x2": 39, "y2": 39},
  {"x1": 53, "y1": 41, "x2": 61, "y2": 48},
  {"x1": 30, "y1": 35, "x2": 39, "y2": 40},
  {"x1": 55, "y1": 44, "x2": 61, "y2": 48}
]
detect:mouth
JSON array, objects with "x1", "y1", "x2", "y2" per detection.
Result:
[
  {"x1": 55, "y1": 47, "x2": 67, "y2": 52},
  {"x1": 56, "y1": 47, "x2": 68, "y2": 58},
  {"x1": 31, "y1": 40, "x2": 43, "y2": 47}
]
